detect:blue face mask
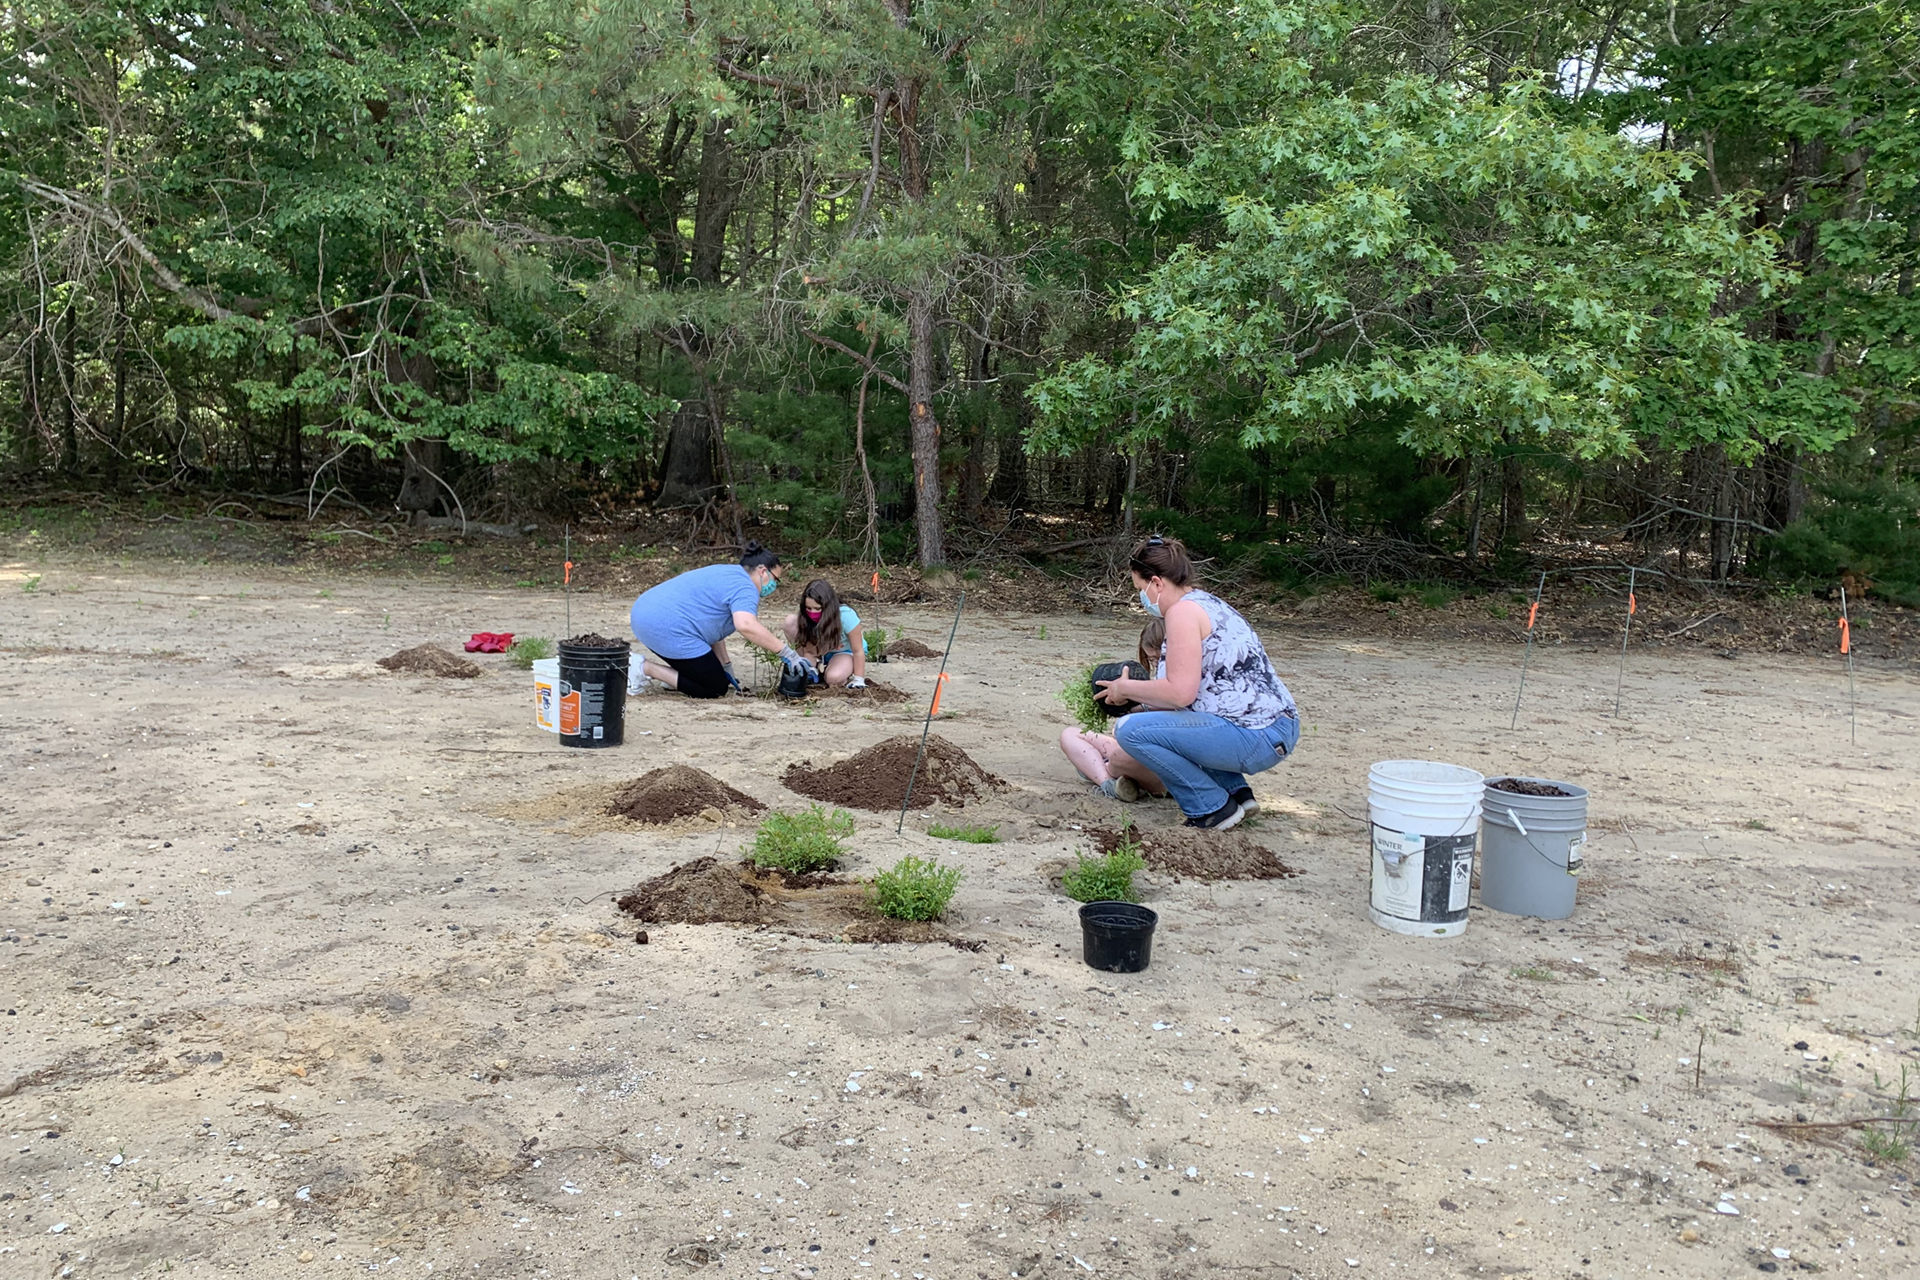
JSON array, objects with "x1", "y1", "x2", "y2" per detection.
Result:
[
  {"x1": 758, "y1": 575, "x2": 778, "y2": 599},
  {"x1": 1139, "y1": 588, "x2": 1161, "y2": 618}
]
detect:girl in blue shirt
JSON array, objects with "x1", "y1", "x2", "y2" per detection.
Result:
[{"x1": 780, "y1": 579, "x2": 870, "y2": 688}]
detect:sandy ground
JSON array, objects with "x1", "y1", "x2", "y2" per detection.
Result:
[{"x1": 1, "y1": 557, "x2": 1917, "y2": 1280}]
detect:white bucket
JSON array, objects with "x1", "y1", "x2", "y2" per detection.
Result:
[
  {"x1": 1367, "y1": 760, "x2": 1484, "y2": 938},
  {"x1": 532, "y1": 658, "x2": 560, "y2": 733}
]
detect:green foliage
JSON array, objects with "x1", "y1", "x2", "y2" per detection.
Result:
[
  {"x1": 863, "y1": 628, "x2": 889, "y2": 660},
  {"x1": 1858, "y1": 1127, "x2": 1910, "y2": 1165},
  {"x1": 506, "y1": 637, "x2": 554, "y2": 669},
  {"x1": 1059, "y1": 666, "x2": 1107, "y2": 734},
  {"x1": 927, "y1": 823, "x2": 1000, "y2": 844},
  {"x1": 868, "y1": 855, "x2": 963, "y2": 922},
  {"x1": 1756, "y1": 477, "x2": 1920, "y2": 606},
  {"x1": 749, "y1": 807, "x2": 855, "y2": 874},
  {"x1": 1062, "y1": 836, "x2": 1147, "y2": 904}
]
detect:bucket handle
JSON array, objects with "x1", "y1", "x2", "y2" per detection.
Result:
[{"x1": 1501, "y1": 806, "x2": 1583, "y2": 875}]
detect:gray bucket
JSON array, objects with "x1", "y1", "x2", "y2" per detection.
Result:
[{"x1": 1479, "y1": 777, "x2": 1588, "y2": 920}]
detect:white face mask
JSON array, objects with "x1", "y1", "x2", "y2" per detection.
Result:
[{"x1": 1139, "y1": 587, "x2": 1161, "y2": 618}]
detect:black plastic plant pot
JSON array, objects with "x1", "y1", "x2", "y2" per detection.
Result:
[
  {"x1": 777, "y1": 666, "x2": 810, "y2": 700},
  {"x1": 1079, "y1": 901, "x2": 1157, "y2": 973},
  {"x1": 1089, "y1": 661, "x2": 1148, "y2": 718}
]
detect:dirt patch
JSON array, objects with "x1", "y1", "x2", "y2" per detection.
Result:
[
  {"x1": 562, "y1": 632, "x2": 627, "y2": 649},
  {"x1": 605, "y1": 765, "x2": 766, "y2": 825},
  {"x1": 1092, "y1": 824, "x2": 1300, "y2": 883},
  {"x1": 884, "y1": 638, "x2": 941, "y2": 659},
  {"x1": 614, "y1": 857, "x2": 980, "y2": 948},
  {"x1": 803, "y1": 677, "x2": 912, "y2": 705},
  {"x1": 1489, "y1": 777, "x2": 1574, "y2": 797},
  {"x1": 1625, "y1": 946, "x2": 1743, "y2": 976},
  {"x1": 783, "y1": 734, "x2": 1002, "y2": 812},
  {"x1": 375, "y1": 645, "x2": 482, "y2": 678}
]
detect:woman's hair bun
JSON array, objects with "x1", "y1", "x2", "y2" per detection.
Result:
[{"x1": 740, "y1": 540, "x2": 781, "y2": 569}]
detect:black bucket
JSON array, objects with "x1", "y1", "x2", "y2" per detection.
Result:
[
  {"x1": 1079, "y1": 901, "x2": 1157, "y2": 973},
  {"x1": 557, "y1": 638, "x2": 630, "y2": 748},
  {"x1": 776, "y1": 665, "x2": 809, "y2": 700}
]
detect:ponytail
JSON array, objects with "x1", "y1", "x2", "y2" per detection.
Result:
[{"x1": 740, "y1": 540, "x2": 782, "y2": 571}]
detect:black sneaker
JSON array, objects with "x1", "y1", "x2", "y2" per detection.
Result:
[
  {"x1": 1230, "y1": 787, "x2": 1260, "y2": 817},
  {"x1": 1184, "y1": 798, "x2": 1248, "y2": 831}
]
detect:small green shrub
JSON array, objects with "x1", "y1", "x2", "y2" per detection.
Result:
[
  {"x1": 1859, "y1": 1127, "x2": 1910, "y2": 1164},
  {"x1": 1369, "y1": 581, "x2": 1405, "y2": 604},
  {"x1": 928, "y1": 823, "x2": 999, "y2": 844},
  {"x1": 863, "y1": 627, "x2": 889, "y2": 659},
  {"x1": 507, "y1": 636, "x2": 555, "y2": 669},
  {"x1": 869, "y1": 855, "x2": 963, "y2": 921},
  {"x1": 1058, "y1": 665, "x2": 1105, "y2": 733},
  {"x1": 749, "y1": 806, "x2": 855, "y2": 873},
  {"x1": 1417, "y1": 584, "x2": 1460, "y2": 609},
  {"x1": 1062, "y1": 834, "x2": 1146, "y2": 904}
]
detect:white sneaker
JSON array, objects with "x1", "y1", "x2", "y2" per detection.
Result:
[
  {"x1": 626, "y1": 666, "x2": 647, "y2": 697},
  {"x1": 1099, "y1": 776, "x2": 1141, "y2": 803}
]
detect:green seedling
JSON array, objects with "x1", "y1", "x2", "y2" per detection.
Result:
[
  {"x1": 1037, "y1": 624, "x2": 1048, "y2": 640},
  {"x1": 864, "y1": 628, "x2": 889, "y2": 659},
  {"x1": 1059, "y1": 666, "x2": 1106, "y2": 734},
  {"x1": 869, "y1": 855, "x2": 963, "y2": 921},
  {"x1": 1860, "y1": 1127, "x2": 1910, "y2": 1164},
  {"x1": 1062, "y1": 830, "x2": 1146, "y2": 904},
  {"x1": 21, "y1": 574, "x2": 41, "y2": 592},
  {"x1": 1510, "y1": 966, "x2": 1555, "y2": 982},
  {"x1": 507, "y1": 637, "x2": 555, "y2": 670},
  {"x1": 749, "y1": 806, "x2": 854, "y2": 874},
  {"x1": 928, "y1": 823, "x2": 999, "y2": 844}
]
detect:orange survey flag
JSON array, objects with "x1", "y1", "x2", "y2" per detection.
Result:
[
  {"x1": 1526, "y1": 600, "x2": 1539, "y2": 630},
  {"x1": 1839, "y1": 617, "x2": 1850, "y2": 655},
  {"x1": 929, "y1": 671, "x2": 949, "y2": 716},
  {"x1": 564, "y1": 560, "x2": 574, "y2": 585},
  {"x1": 1627, "y1": 592, "x2": 1637, "y2": 615},
  {"x1": 871, "y1": 570, "x2": 881, "y2": 594}
]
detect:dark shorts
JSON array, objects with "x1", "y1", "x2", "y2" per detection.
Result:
[{"x1": 659, "y1": 651, "x2": 731, "y2": 700}]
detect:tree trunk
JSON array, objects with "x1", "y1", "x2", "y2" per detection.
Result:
[
  {"x1": 283, "y1": 347, "x2": 304, "y2": 489},
  {"x1": 653, "y1": 118, "x2": 741, "y2": 511},
  {"x1": 108, "y1": 279, "x2": 126, "y2": 488},
  {"x1": 1498, "y1": 450, "x2": 1526, "y2": 546},
  {"x1": 907, "y1": 291, "x2": 944, "y2": 566},
  {"x1": 60, "y1": 301, "x2": 78, "y2": 473},
  {"x1": 387, "y1": 341, "x2": 444, "y2": 517}
]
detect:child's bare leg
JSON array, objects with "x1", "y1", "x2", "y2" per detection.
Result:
[
  {"x1": 1059, "y1": 728, "x2": 1112, "y2": 785},
  {"x1": 643, "y1": 658, "x2": 679, "y2": 688},
  {"x1": 780, "y1": 616, "x2": 800, "y2": 643},
  {"x1": 1103, "y1": 743, "x2": 1169, "y2": 796},
  {"x1": 822, "y1": 653, "x2": 855, "y2": 686}
]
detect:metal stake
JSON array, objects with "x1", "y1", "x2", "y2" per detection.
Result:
[
  {"x1": 1612, "y1": 568, "x2": 1637, "y2": 718},
  {"x1": 898, "y1": 590, "x2": 967, "y2": 834},
  {"x1": 1510, "y1": 571, "x2": 1546, "y2": 730},
  {"x1": 564, "y1": 523, "x2": 571, "y2": 638},
  {"x1": 1841, "y1": 585, "x2": 1857, "y2": 745}
]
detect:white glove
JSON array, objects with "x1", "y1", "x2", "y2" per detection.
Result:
[{"x1": 847, "y1": 675, "x2": 867, "y2": 689}]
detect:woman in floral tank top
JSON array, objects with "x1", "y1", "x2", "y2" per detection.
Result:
[{"x1": 1095, "y1": 536, "x2": 1301, "y2": 830}]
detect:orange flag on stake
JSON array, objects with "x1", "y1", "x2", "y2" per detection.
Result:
[
  {"x1": 1839, "y1": 617, "x2": 1850, "y2": 655},
  {"x1": 1627, "y1": 592, "x2": 1637, "y2": 616},
  {"x1": 871, "y1": 570, "x2": 880, "y2": 595},
  {"x1": 929, "y1": 671, "x2": 949, "y2": 717},
  {"x1": 1526, "y1": 600, "x2": 1539, "y2": 630},
  {"x1": 564, "y1": 560, "x2": 574, "y2": 585}
]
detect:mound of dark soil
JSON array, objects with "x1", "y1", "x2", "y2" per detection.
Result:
[
  {"x1": 885, "y1": 638, "x2": 941, "y2": 659},
  {"x1": 805, "y1": 677, "x2": 911, "y2": 705},
  {"x1": 616, "y1": 857, "x2": 765, "y2": 924},
  {"x1": 376, "y1": 645, "x2": 482, "y2": 678},
  {"x1": 605, "y1": 765, "x2": 766, "y2": 825},
  {"x1": 1488, "y1": 777, "x2": 1574, "y2": 798},
  {"x1": 783, "y1": 734, "x2": 1002, "y2": 812},
  {"x1": 1093, "y1": 824, "x2": 1300, "y2": 883},
  {"x1": 615, "y1": 857, "x2": 983, "y2": 949}
]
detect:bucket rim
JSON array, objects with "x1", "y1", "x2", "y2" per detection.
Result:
[
  {"x1": 558, "y1": 640, "x2": 632, "y2": 655},
  {"x1": 1078, "y1": 900, "x2": 1157, "y2": 926},
  {"x1": 1483, "y1": 776, "x2": 1590, "y2": 802},
  {"x1": 1369, "y1": 759, "x2": 1485, "y2": 788}
]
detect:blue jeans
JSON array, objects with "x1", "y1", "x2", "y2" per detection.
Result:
[{"x1": 1115, "y1": 711, "x2": 1300, "y2": 818}]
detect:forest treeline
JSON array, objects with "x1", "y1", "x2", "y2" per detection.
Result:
[{"x1": 2, "y1": 1, "x2": 1916, "y2": 599}]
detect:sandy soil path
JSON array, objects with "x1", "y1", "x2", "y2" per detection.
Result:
[{"x1": 1, "y1": 561, "x2": 1916, "y2": 1279}]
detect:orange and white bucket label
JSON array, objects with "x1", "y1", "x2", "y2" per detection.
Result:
[{"x1": 559, "y1": 685, "x2": 581, "y2": 735}]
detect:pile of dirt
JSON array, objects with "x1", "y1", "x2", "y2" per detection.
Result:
[
  {"x1": 1488, "y1": 777, "x2": 1574, "y2": 798},
  {"x1": 616, "y1": 857, "x2": 767, "y2": 924},
  {"x1": 805, "y1": 677, "x2": 911, "y2": 705},
  {"x1": 884, "y1": 638, "x2": 941, "y2": 659},
  {"x1": 783, "y1": 734, "x2": 1002, "y2": 812},
  {"x1": 375, "y1": 645, "x2": 482, "y2": 678},
  {"x1": 562, "y1": 632, "x2": 628, "y2": 649},
  {"x1": 615, "y1": 857, "x2": 982, "y2": 948},
  {"x1": 605, "y1": 765, "x2": 766, "y2": 825},
  {"x1": 1093, "y1": 824, "x2": 1300, "y2": 883}
]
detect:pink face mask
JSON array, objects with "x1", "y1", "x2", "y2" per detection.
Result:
[{"x1": 805, "y1": 609, "x2": 824, "y2": 622}]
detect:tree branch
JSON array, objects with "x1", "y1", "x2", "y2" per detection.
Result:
[{"x1": 804, "y1": 330, "x2": 910, "y2": 394}]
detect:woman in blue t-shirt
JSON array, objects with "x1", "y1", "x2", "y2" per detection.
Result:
[
  {"x1": 627, "y1": 541, "x2": 820, "y2": 699},
  {"x1": 780, "y1": 579, "x2": 870, "y2": 688}
]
